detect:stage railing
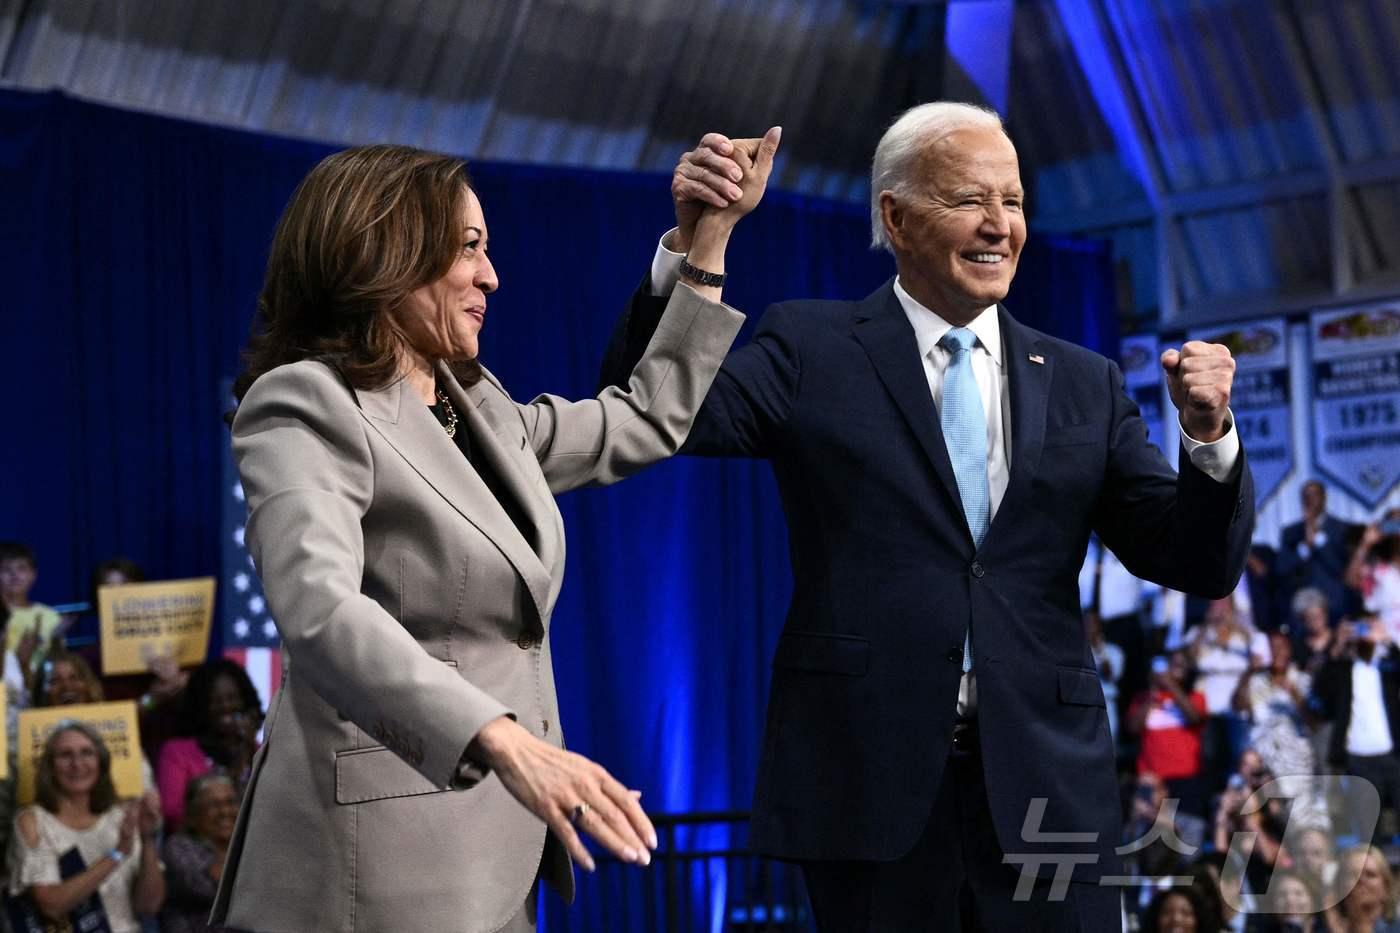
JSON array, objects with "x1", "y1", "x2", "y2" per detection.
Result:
[{"x1": 581, "y1": 810, "x2": 815, "y2": 932}]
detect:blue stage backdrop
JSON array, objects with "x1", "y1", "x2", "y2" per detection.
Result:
[{"x1": 0, "y1": 89, "x2": 1116, "y2": 929}]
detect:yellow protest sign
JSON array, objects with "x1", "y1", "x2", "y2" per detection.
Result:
[
  {"x1": 99, "y1": 577, "x2": 216, "y2": 675},
  {"x1": 17, "y1": 701, "x2": 143, "y2": 804}
]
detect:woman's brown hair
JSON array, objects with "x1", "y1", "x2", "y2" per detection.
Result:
[
  {"x1": 233, "y1": 144, "x2": 480, "y2": 402},
  {"x1": 36, "y1": 650, "x2": 105, "y2": 707},
  {"x1": 35, "y1": 722, "x2": 118, "y2": 815}
]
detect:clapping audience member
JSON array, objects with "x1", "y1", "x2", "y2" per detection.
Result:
[
  {"x1": 79, "y1": 558, "x2": 190, "y2": 757},
  {"x1": 1311, "y1": 618, "x2": 1400, "y2": 842},
  {"x1": 0, "y1": 542, "x2": 59, "y2": 697},
  {"x1": 1194, "y1": 597, "x2": 1268, "y2": 791},
  {"x1": 1277, "y1": 481, "x2": 1354, "y2": 625},
  {"x1": 1128, "y1": 649, "x2": 1209, "y2": 817},
  {"x1": 156, "y1": 659, "x2": 261, "y2": 830},
  {"x1": 34, "y1": 651, "x2": 105, "y2": 707},
  {"x1": 7, "y1": 724, "x2": 164, "y2": 932},
  {"x1": 1328, "y1": 844, "x2": 1400, "y2": 933},
  {"x1": 1232, "y1": 631, "x2": 1327, "y2": 829},
  {"x1": 160, "y1": 773, "x2": 237, "y2": 933}
]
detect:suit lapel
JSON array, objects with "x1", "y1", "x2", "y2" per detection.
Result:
[
  {"x1": 988, "y1": 307, "x2": 1051, "y2": 545},
  {"x1": 355, "y1": 374, "x2": 553, "y2": 625},
  {"x1": 443, "y1": 364, "x2": 562, "y2": 578},
  {"x1": 852, "y1": 281, "x2": 965, "y2": 520}
]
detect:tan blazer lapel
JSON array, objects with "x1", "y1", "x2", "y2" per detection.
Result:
[
  {"x1": 356, "y1": 375, "x2": 553, "y2": 625},
  {"x1": 438, "y1": 364, "x2": 562, "y2": 576}
]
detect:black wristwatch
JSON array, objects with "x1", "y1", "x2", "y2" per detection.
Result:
[{"x1": 679, "y1": 257, "x2": 726, "y2": 287}]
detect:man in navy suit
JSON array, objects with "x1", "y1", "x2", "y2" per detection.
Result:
[
  {"x1": 1277, "y1": 480, "x2": 1356, "y2": 624},
  {"x1": 601, "y1": 104, "x2": 1253, "y2": 930}
]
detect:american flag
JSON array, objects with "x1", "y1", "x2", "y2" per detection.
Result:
[{"x1": 221, "y1": 384, "x2": 282, "y2": 705}]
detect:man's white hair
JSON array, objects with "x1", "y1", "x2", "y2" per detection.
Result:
[{"x1": 869, "y1": 101, "x2": 1007, "y2": 253}]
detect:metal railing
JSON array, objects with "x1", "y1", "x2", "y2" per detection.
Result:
[{"x1": 575, "y1": 811, "x2": 815, "y2": 932}]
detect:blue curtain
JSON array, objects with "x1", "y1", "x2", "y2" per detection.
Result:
[{"x1": 0, "y1": 89, "x2": 1116, "y2": 930}]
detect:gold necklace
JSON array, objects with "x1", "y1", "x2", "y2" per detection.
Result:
[{"x1": 435, "y1": 387, "x2": 458, "y2": 439}]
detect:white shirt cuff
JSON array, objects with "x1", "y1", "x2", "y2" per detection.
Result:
[
  {"x1": 1180, "y1": 409, "x2": 1241, "y2": 484},
  {"x1": 649, "y1": 228, "x2": 685, "y2": 296}
]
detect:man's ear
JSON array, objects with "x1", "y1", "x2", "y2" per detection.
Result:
[{"x1": 879, "y1": 190, "x2": 902, "y2": 250}]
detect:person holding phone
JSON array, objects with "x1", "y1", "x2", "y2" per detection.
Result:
[
  {"x1": 1126, "y1": 649, "x2": 1208, "y2": 817},
  {"x1": 1312, "y1": 616, "x2": 1400, "y2": 843}
]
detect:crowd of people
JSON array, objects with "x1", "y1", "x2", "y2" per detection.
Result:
[
  {"x1": 1090, "y1": 482, "x2": 1400, "y2": 931},
  {"x1": 0, "y1": 542, "x2": 260, "y2": 933},
  {"x1": 4, "y1": 491, "x2": 1399, "y2": 933}
]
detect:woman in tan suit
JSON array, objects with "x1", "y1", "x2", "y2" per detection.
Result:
[{"x1": 212, "y1": 134, "x2": 778, "y2": 932}]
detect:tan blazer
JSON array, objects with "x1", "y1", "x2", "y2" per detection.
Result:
[{"x1": 211, "y1": 284, "x2": 743, "y2": 933}]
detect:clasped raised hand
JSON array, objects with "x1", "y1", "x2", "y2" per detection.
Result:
[{"x1": 671, "y1": 127, "x2": 782, "y2": 251}]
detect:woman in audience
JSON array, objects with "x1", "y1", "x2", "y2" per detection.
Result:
[
  {"x1": 8, "y1": 723, "x2": 164, "y2": 932},
  {"x1": 1261, "y1": 868, "x2": 1323, "y2": 932},
  {"x1": 1329, "y1": 844, "x2": 1400, "y2": 933},
  {"x1": 156, "y1": 659, "x2": 261, "y2": 829},
  {"x1": 1127, "y1": 649, "x2": 1208, "y2": 817},
  {"x1": 1293, "y1": 588, "x2": 1335, "y2": 676},
  {"x1": 1193, "y1": 597, "x2": 1267, "y2": 791},
  {"x1": 160, "y1": 773, "x2": 237, "y2": 933},
  {"x1": 34, "y1": 650, "x2": 105, "y2": 707},
  {"x1": 1283, "y1": 826, "x2": 1337, "y2": 891},
  {"x1": 1231, "y1": 631, "x2": 1328, "y2": 830},
  {"x1": 1348, "y1": 514, "x2": 1400, "y2": 644},
  {"x1": 1141, "y1": 886, "x2": 1206, "y2": 932}
]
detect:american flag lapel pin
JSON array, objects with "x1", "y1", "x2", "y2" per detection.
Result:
[{"x1": 1029, "y1": 353, "x2": 1045, "y2": 365}]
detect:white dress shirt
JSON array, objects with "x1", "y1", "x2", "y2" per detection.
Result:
[
  {"x1": 1348, "y1": 653, "x2": 1394, "y2": 756},
  {"x1": 649, "y1": 233, "x2": 1243, "y2": 716}
]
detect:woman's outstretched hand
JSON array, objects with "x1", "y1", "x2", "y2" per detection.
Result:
[{"x1": 470, "y1": 716, "x2": 656, "y2": 872}]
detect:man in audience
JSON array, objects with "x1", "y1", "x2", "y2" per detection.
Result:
[
  {"x1": 1277, "y1": 481, "x2": 1355, "y2": 624},
  {"x1": 1312, "y1": 615, "x2": 1400, "y2": 843}
]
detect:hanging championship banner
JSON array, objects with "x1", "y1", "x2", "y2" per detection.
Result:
[
  {"x1": 1311, "y1": 302, "x2": 1400, "y2": 508},
  {"x1": 98, "y1": 577, "x2": 216, "y2": 675},
  {"x1": 1120, "y1": 334, "x2": 1167, "y2": 454},
  {"x1": 16, "y1": 701, "x2": 143, "y2": 804},
  {"x1": 1189, "y1": 318, "x2": 1292, "y2": 506}
]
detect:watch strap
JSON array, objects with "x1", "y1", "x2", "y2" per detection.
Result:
[{"x1": 678, "y1": 257, "x2": 726, "y2": 287}]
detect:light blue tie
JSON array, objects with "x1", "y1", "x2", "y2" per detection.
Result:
[{"x1": 939, "y1": 327, "x2": 989, "y2": 673}]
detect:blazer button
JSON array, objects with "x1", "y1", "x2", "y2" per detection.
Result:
[
  {"x1": 516, "y1": 633, "x2": 538, "y2": 650},
  {"x1": 541, "y1": 719, "x2": 550, "y2": 735},
  {"x1": 946, "y1": 647, "x2": 962, "y2": 663},
  {"x1": 970, "y1": 561, "x2": 985, "y2": 578}
]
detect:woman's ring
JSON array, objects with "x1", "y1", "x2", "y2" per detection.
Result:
[{"x1": 570, "y1": 803, "x2": 590, "y2": 824}]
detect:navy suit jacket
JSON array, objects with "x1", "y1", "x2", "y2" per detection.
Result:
[
  {"x1": 1276, "y1": 514, "x2": 1356, "y2": 622},
  {"x1": 600, "y1": 278, "x2": 1255, "y2": 875}
]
